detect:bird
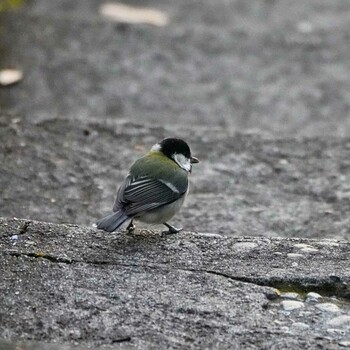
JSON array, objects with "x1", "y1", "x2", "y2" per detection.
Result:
[{"x1": 96, "y1": 137, "x2": 199, "y2": 234}]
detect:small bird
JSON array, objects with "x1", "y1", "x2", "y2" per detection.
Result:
[{"x1": 96, "y1": 138, "x2": 199, "y2": 234}]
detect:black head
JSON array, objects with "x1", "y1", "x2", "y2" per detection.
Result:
[{"x1": 158, "y1": 138, "x2": 192, "y2": 159}]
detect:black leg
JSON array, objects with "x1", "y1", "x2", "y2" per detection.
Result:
[
  {"x1": 126, "y1": 220, "x2": 135, "y2": 233},
  {"x1": 162, "y1": 222, "x2": 183, "y2": 235}
]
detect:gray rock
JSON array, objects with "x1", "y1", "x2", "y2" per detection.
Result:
[
  {"x1": 0, "y1": 339, "x2": 84, "y2": 350},
  {"x1": 339, "y1": 340, "x2": 350, "y2": 347},
  {"x1": 316, "y1": 303, "x2": 341, "y2": 313},
  {"x1": 281, "y1": 300, "x2": 305, "y2": 311},
  {"x1": 1, "y1": 218, "x2": 350, "y2": 349},
  {"x1": 1, "y1": 0, "x2": 350, "y2": 241},
  {"x1": 1, "y1": 0, "x2": 350, "y2": 348},
  {"x1": 1, "y1": 110, "x2": 350, "y2": 240},
  {"x1": 287, "y1": 253, "x2": 304, "y2": 259},
  {"x1": 306, "y1": 292, "x2": 323, "y2": 303},
  {"x1": 280, "y1": 292, "x2": 301, "y2": 301},
  {"x1": 2, "y1": 0, "x2": 350, "y2": 139},
  {"x1": 328, "y1": 316, "x2": 350, "y2": 327},
  {"x1": 291, "y1": 322, "x2": 310, "y2": 331}
]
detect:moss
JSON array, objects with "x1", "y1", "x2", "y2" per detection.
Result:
[{"x1": 0, "y1": 0, "x2": 25, "y2": 13}]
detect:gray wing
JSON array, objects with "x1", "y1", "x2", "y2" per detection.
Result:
[{"x1": 113, "y1": 175, "x2": 188, "y2": 216}]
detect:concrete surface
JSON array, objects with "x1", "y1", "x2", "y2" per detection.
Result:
[
  {"x1": 1, "y1": 112, "x2": 350, "y2": 239},
  {"x1": 1, "y1": 217, "x2": 350, "y2": 349},
  {"x1": 1, "y1": 0, "x2": 350, "y2": 137},
  {"x1": 1, "y1": 0, "x2": 350, "y2": 239},
  {"x1": 1, "y1": 0, "x2": 350, "y2": 349}
]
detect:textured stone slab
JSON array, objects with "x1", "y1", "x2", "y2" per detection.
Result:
[
  {"x1": 1, "y1": 0, "x2": 350, "y2": 137},
  {"x1": 1, "y1": 112, "x2": 350, "y2": 239},
  {"x1": 1, "y1": 218, "x2": 350, "y2": 349}
]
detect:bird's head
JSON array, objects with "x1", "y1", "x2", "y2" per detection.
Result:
[{"x1": 151, "y1": 138, "x2": 199, "y2": 173}]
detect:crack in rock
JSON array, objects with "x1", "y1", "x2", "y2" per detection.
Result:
[
  {"x1": 7, "y1": 250, "x2": 350, "y2": 300},
  {"x1": 111, "y1": 336, "x2": 132, "y2": 344},
  {"x1": 8, "y1": 251, "x2": 74, "y2": 264}
]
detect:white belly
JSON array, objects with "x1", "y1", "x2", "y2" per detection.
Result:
[{"x1": 137, "y1": 194, "x2": 187, "y2": 224}]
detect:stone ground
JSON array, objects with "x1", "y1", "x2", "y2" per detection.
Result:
[
  {"x1": 0, "y1": 0, "x2": 350, "y2": 240},
  {"x1": 1, "y1": 218, "x2": 350, "y2": 350},
  {"x1": 1, "y1": 0, "x2": 350, "y2": 349}
]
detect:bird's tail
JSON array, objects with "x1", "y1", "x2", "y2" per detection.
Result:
[{"x1": 96, "y1": 210, "x2": 129, "y2": 232}]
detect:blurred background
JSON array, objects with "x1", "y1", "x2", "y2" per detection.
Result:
[{"x1": 1, "y1": 0, "x2": 350, "y2": 238}]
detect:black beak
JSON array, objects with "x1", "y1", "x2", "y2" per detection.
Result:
[{"x1": 190, "y1": 156, "x2": 199, "y2": 164}]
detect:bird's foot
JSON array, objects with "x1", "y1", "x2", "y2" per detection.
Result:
[
  {"x1": 161, "y1": 222, "x2": 183, "y2": 236},
  {"x1": 126, "y1": 220, "x2": 136, "y2": 234}
]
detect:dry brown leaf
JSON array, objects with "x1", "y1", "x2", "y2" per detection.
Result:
[
  {"x1": 0, "y1": 69, "x2": 23, "y2": 86},
  {"x1": 134, "y1": 144, "x2": 145, "y2": 151},
  {"x1": 99, "y1": 3, "x2": 169, "y2": 27}
]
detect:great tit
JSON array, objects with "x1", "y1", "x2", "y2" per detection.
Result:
[{"x1": 96, "y1": 137, "x2": 199, "y2": 234}]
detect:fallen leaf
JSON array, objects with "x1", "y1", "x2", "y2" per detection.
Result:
[
  {"x1": 99, "y1": 3, "x2": 169, "y2": 27},
  {"x1": 0, "y1": 69, "x2": 23, "y2": 86},
  {"x1": 134, "y1": 144, "x2": 145, "y2": 151}
]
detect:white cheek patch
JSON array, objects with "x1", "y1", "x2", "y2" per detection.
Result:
[
  {"x1": 151, "y1": 143, "x2": 161, "y2": 152},
  {"x1": 173, "y1": 153, "x2": 191, "y2": 172}
]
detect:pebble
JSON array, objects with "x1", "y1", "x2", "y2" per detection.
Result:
[
  {"x1": 10, "y1": 235, "x2": 18, "y2": 240},
  {"x1": 291, "y1": 322, "x2": 310, "y2": 330},
  {"x1": 287, "y1": 253, "x2": 304, "y2": 259},
  {"x1": 265, "y1": 289, "x2": 280, "y2": 300},
  {"x1": 328, "y1": 315, "x2": 350, "y2": 327},
  {"x1": 299, "y1": 247, "x2": 319, "y2": 253},
  {"x1": 305, "y1": 292, "x2": 322, "y2": 303},
  {"x1": 327, "y1": 328, "x2": 346, "y2": 335},
  {"x1": 318, "y1": 240, "x2": 339, "y2": 247},
  {"x1": 232, "y1": 242, "x2": 258, "y2": 251},
  {"x1": 316, "y1": 303, "x2": 340, "y2": 313},
  {"x1": 280, "y1": 292, "x2": 300, "y2": 300},
  {"x1": 293, "y1": 243, "x2": 318, "y2": 253},
  {"x1": 194, "y1": 232, "x2": 222, "y2": 238},
  {"x1": 294, "y1": 243, "x2": 313, "y2": 249},
  {"x1": 281, "y1": 300, "x2": 304, "y2": 311},
  {"x1": 296, "y1": 21, "x2": 313, "y2": 34}
]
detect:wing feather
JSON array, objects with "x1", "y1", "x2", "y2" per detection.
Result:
[{"x1": 113, "y1": 174, "x2": 188, "y2": 216}]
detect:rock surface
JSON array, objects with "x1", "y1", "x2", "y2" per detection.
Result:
[
  {"x1": 1, "y1": 113, "x2": 350, "y2": 239},
  {"x1": 1, "y1": 1, "x2": 350, "y2": 349},
  {"x1": 2, "y1": 0, "x2": 350, "y2": 137},
  {"x1": 1, "y1": 217, "x2": 350, "y2": 349},
  {"x1": 1, "y1": 1, "x2": 350, "y2": 239}
]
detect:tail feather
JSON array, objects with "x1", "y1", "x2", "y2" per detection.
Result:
[{"x1": 96, "y1": 211, "x2": 129, "y2": 232}]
